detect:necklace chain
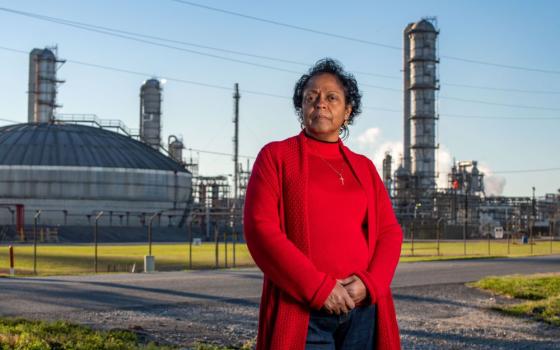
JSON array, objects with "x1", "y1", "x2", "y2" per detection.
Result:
[{"x1": 318, "y1": 156, "x2": 345, "y2": 185}]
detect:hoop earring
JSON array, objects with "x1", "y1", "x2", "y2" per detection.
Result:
[{"x1": 339, "y1": 125, "x2": 349, "y2": 140}]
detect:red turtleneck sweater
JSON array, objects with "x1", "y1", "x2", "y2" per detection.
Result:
[{"x1": 306, "y1": 135, "x2": 369, "y2": 279}]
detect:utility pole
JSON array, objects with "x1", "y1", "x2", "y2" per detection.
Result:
[
  {"x1": 233, "y1": 83, "x2": 240, "y2": 204},
  {"x1": 232, "y1": 83, "x2": 241, "y2": 259}
]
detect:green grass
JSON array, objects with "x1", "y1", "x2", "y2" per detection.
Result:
[
  {"x1": 400, "y1": 240, "x2": 560, "y2": 262},
  {"x1": 0, "y1": 243, "x2": 255, "y2": 276},
  {"x1": 0, "y1": 240, "x2": 558, "y2": 277},
  {"x1": 469, "y1": 273, "x2": 560, "y2": 326},
  {"x1": 0, "y1": 318, "x2": 173, "y2": 349},
  {"x1": 0, "y1": 317, "x2": 256, "y2": 350}
]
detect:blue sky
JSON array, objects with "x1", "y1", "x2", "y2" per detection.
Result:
[{"x1": 1, "y1": 0, "x2": 559, "y2": 197}]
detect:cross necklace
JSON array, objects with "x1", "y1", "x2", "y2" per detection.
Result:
[{"x1": 318, "y1": 156, "x2": 345, "y2": 185}]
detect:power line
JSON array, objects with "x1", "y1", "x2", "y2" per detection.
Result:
[
  {"x1": 3, "y1": 6, "x2": 560, "y2": 95},
  {"x1": 439, "y1": 96, "x2": 560, "y2": 112},
  {"x1": 0, "y1": 7, "x2": 303, "y2": 75},
  {"x1": 0, "y1": 6, "x2": 408, "y2": 82},
  {"x1": 170, "y1": 0, "x2": 402, "y2": 50},
  {"x1": 187, "y1": 148, "x2": 256, "y2": 160},
  {"x1": 170, "y1": 0, "x2": 560, "y2": 75},
  {"x1": 440, "y1": 55, "x2": 560, "y2": 75},
  {"x1": 0, "y1": 118, "x2": 22, "y2": 124},
  {"x1": 2, "y1": 45, "x2": 559, "y2": 119},
  {"x1": 442, "y1": 83, "x2": 560, "y2": 95},
  {"x1": 441, "y1": 113, "x2": 560, "y2": 120},
  {"x1": 492, "y1": 167, "x2": 560, "y2": 174}
]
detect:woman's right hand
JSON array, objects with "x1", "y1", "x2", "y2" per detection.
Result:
[{"x1": 323, "y1": 282, "x2": 355, "y2": 315}]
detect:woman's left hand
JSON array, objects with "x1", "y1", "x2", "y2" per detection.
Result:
[{"x1": 338, "y1": 275, "x2": 368, "y2": 306}]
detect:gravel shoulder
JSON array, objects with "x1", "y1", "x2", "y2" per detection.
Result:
[
  {"x1": 18, "y1": 282, "x2": 560, "y2": 349},
  {"x1": 396, "y1": 283, "x2": 560, "y2": 350}
]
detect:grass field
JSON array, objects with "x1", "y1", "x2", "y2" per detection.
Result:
[
  {"x1": 0, "y1": 243, "x2": 256, "y2": 276},
  {"x1": 400, "y1": 239, "x2": 560, "y2": 262},
  {"x1": 469, "y1": 273, "x2": 560, "y2": 326},
  {"x1": 0, "y1": 240, "x2": 558, "y2": 276}
]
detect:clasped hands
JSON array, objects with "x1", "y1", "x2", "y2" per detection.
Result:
[{"x1": 322, "y1": 274, "x2": 367, "y2": 315}]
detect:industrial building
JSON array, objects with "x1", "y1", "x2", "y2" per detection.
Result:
[
  {"x1": 0, "y1": 47, "x2": 193, "y2": 242},
  {"x1": 386, "y1": 18, "x2": 560, "y2": 239},
  {"x1": 1, "y1": 31, "x2": 558, "y2": 243}
]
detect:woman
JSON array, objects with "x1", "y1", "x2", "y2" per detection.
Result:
[{"x1": 244, "y1": 58, "x2": 402, "y2": 350}]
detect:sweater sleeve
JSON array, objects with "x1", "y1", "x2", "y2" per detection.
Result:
[
  {"x1": 243, "y1": 145, "x2": 336, "y2": 310},
  {"x1": 355, "y1": 160, "x2": 403, "y2": 304}
]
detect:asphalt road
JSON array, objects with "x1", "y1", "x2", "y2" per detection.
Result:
[{"x1": 0, "y1": 255, "x2": 558, "y2": 317}]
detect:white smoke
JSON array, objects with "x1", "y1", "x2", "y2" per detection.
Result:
[
  {"x1": 355, "y1": 128, "x2": 401, "y2": 170},
  {"x1": 355, "y1": 127, "x2": 452, "y2": 189},
  {"x1": 478, "y1": 164, "x2": 506, "y2": 196},
  {"x1": 354, "y1": 128, "x2": 506, "y2": 195},
  {"x1": 436, "y1": 145, "x2": 453, "y2": 189}
]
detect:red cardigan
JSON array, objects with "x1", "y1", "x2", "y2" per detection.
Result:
[{"x1": 244, "y1": 132, "x2": 403, "y2": 350}]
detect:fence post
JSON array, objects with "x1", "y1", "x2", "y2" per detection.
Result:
[
  {"x1": 214, "y1": 225, "x2": 219, "y2": 268},
  {"x1": 144, "y1": 212, "x2": 158, "y2": 273},
  {"x1": 410, "y1": 222, "x2": 415, "y2": 257},
  {"x1": 487, "y1": 232, "x2": 491, "y2": 256},
  {"x1": 436, "y1": 218, "x2": 442, "y2": 257},
  {"x1": 233, "y1": 231, "x2": 237, "y2": 268},
  {"x1": 224, "y1": 224, "x2": 228, "y2": 268},
  {"x1": 9, "y1": 245, "x2": 14, "y2": 276},
  {"x1": 94, "y1": 211, "x2": 104, "y2": 273},
  {"x1": 33, "y1": 210, "x2": 42, "y2": 275},
  {"x1": 188, "y1": 219, "x2": 193, "y2": 270}
]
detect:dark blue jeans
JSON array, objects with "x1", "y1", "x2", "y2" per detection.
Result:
[{"x1": 305, "y1": 304, "x2": 376, "y2": 350}]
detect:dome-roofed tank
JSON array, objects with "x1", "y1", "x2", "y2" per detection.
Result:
[
  {"x1": 0, "y1": 123, "x2": 191, "y2": 227},
  {"x1": 0, "y1": 123, "x2": 185, "y2": 171}
]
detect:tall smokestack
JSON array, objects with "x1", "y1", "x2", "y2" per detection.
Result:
[
  {"x1": 403, "y1": 23, "x2": 414, "y2": 173},
  {"x1": 409, "y1": 19, "x2": 439, "y2": 197},
  {"x1": 28, "y1": 47, "x2": 64, "y2": 123},
  {"x1": 140, "y1": 78, "x2": 163, "y2": 150}
]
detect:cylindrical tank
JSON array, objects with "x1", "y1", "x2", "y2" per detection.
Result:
[
  {"x1": 140, "y1": 79, "x2": 162, "y2": 150},
  {"x1": 168, "y1": 135, "x2": 184, "y2": 163},
  {"x1": 409, "y1": 19, "x2": 438, "y2": 195},
  {"x1": 470, "y1": 161, "x2": 484, "y2": 193},
  {"x1": 382, "y1": 153, "x2": 393, "y2": 197},
  {"x1": 28, "y1": 48, "x2": 60, "y2": 123}
]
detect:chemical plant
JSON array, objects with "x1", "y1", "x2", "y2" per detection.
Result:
[
  {"x1": 0, "y1": 18, "x2": 558, "y2": 243},
  {"x1": 385, "y1": 18, "x2": 559, "y2": 240},
  {"x1": 0, "y1": 47, "x2": 246, "y2": 243}
]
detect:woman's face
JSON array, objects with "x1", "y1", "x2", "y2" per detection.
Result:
[{"x1": 301, "y1": 73, "x2": 352, "y2": 142}]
